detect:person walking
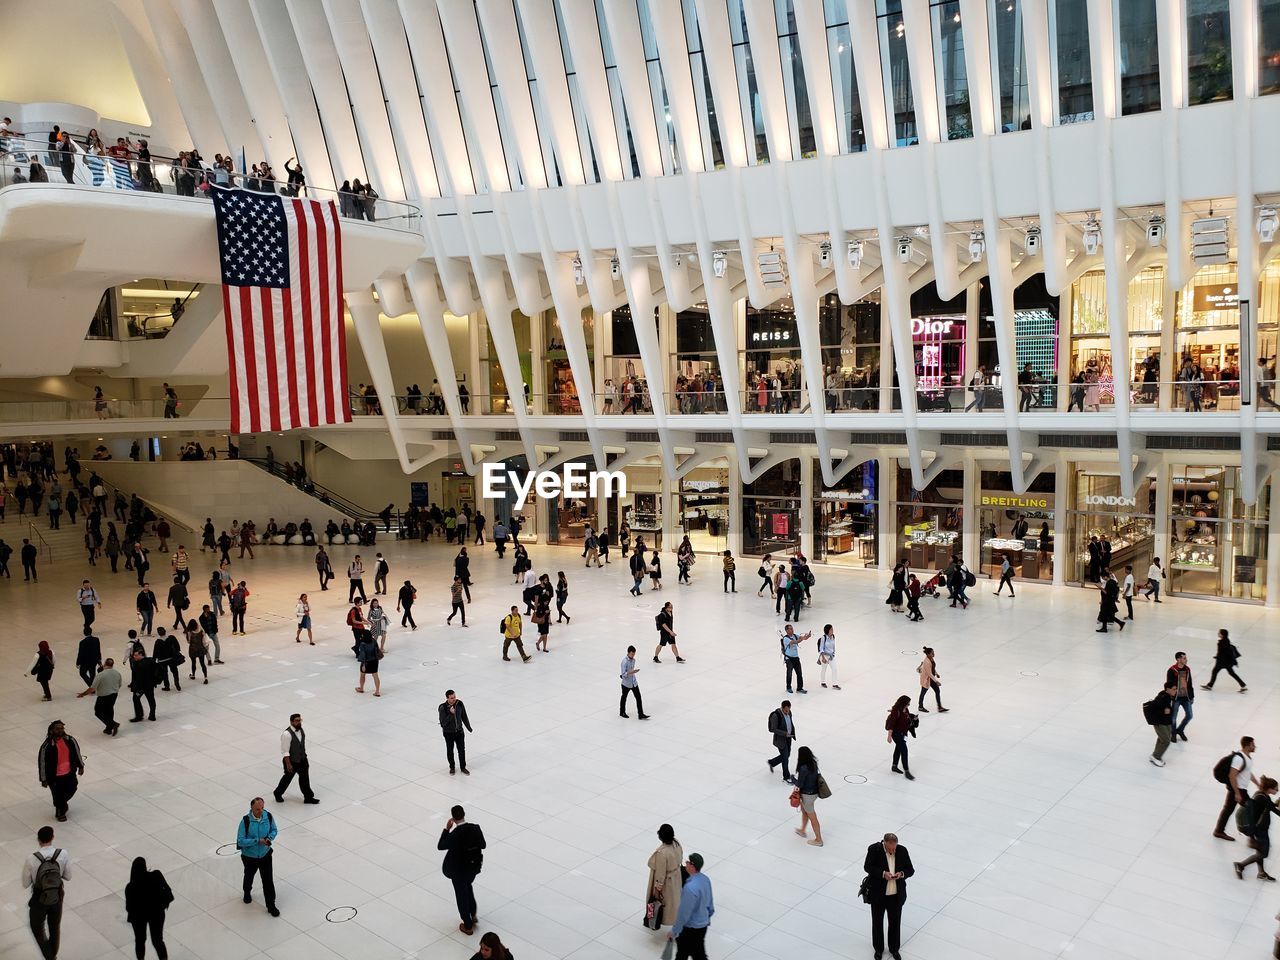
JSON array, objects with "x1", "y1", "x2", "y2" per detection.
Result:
[
  {"x1": 780, "y1": 625, "x2": 810, "y2": 694},
  {"x1": 1203, "y1": 628, "x2": 1247, "y2": 692},
  {"x1": 1145, "y1": 679, "x2": 1177, "y2": 766},
  {"x1": 817, "y1": 624, "x2": 840, "y2": 690},
  {"x1": 23, "y1": 825, "x2": 71, "y2": 960},
  {"x1": 128, "y1": 646, "x2": 158, "y2": 723},
  {"x1": 1096, "y1": 570, "x2": 1125, "y2": 632},
  {"x1": 170, "y1": 546, "x2": 189, "y2": 585},
  {"x1": 454, "y1": 547, "x2": 473, "y2": 602},
  {"x1": 645, "y1": 824, "x2": 684, "y2": 931},
  {"x1": 1167, "y1": 651, "x2": 1195, "y2": 741},
  {"x1": 793, "y1": 745, "x2": 826, "y2": 847},
  {"x1": 165, "y1": 577, "x2": 188, "y2": 631},
  {"x1": 501, "y1": 606, "x2": 532, "y2": 662},
  {"x1": 653, "y1": 602, "x2": 684, "y2": 663},
  {"x1": 1143, "y1": 557, "x2": 1165, "y2": 602},
  {"x1": 648, "y1": 549, "x2": 663, "y2": 591},
  {"x1": 438, "y1": 805, "x2": 486, "y2": 935},
  {"x1": 676, "y1": 537, "x2": 694, "y2": 584},
  {"x1": 77, "y1": 580, "x2": 102, "y2": 629},
  {"x1": 722, "y1": 550, "x2": 736, "y2": 592},
  {"x1": 864, "y1": 833, "x2": 914, "y2": 960},
  {"x1": 905, "y1": 573, "x2": 924, "y2": 621},
  {"x1": 30, "y1": 641, "x2": 56, "y2": 701},
  {"x1": 531, "y1": 595, "x2": 551, "y2": 652},
  {"x1": 183, "y1": 620, "x2": 208, "y2": 685},
  {"x1": 1233, "y1": 777, "x2": 1279, "y2": 882},
  {"x1": 294, "y1": 595, "x2": 313, "y2": 645},
  {"x1": 667, "y1": 852, "x2": 713, "y2": 960},
  {"x1": 439, "y1": 690, "x2": 473, "y2": 776},
  {"x1": 757, "y1": 554, "x2": 774, "y2": 597},
  {"x1": 74, "y1": 627, "x2": 101, "y2": 689},
  {"x1": 554, "y1": 571, "x2": 570, "y2": 623},
  {"x1": 229, "y1": 581, "x2": 250, "y2": 635},
  {"x1": 153, "y1": 628, "x2": 182, "y2": 692},
  {"x1": 354, "y1": 633, "x2": 382, "y2": 696},
  {"x1": 135, "y1": 582, "x2": 158, "y2": 637},
  {"x1": 124, "y1": 856, "x2": 172, "y2": 959},
  {"x1": 37, "y1": 722, "x2": 84, "y2": 822},
  {"x1": 199, "y1": 605, "x2": 223, "y2": 664},
  {"x1": 917, "y1": 647, "x2": 948, "y2": 713},
  {"x1": 347, "y1": 555, "x2": 367, "y2": 602},
  {"x1": 397, "y1": 579, "x2": 418, "y2": 629},
  {"x1": 207, "y1": 568, "x2": 226, "y2": 617},
  {"x1": 1122, "y1": 564, "x2": 1136, "y2": 620},
  {"x1": 372, "y1": 552, "x2": 390, "y2": 596},
  {"x1": 1215, "y1": 736, "x2": 1260, "y2": 841},
  {"x1": 993, "y1": 554, "x2": 1015, "y2": 597},
  {"x1": 236, "y1": 798, "x2": 279, "y2": 916},
  {"x1": 273, "y1": 714, "x2": 319, "y2": 804},
  {"x1": 76, "y1": 658, "x2": 122, "y2": 735},
  {"x1": 766, "y1": 700, "x2": 797, "y2": 783},
  {"x1": 620, "y1": 645, "x2": 649, "y2": 719},
  {"x1": 628, "y1": 548, "x2": 647, "y2": 597},
  {"x1": 447, "y1": 577, "x2": 468, "y2": 627},
  {"x1": 886, "y1": 696, "x2": 916, "y2": 780}
]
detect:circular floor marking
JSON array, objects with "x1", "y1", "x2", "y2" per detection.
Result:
[
  {"x1": 902, "y1": 650, "x2": 917, "y2": 655},
  {"x1": 1020, "y1": 670, "x2": 1040, "y2": 677},
  {"x1": 843, "y1": 774, "x2": 869, "y2": 785},
  {"x1": 421, "y1": 660, "x2": 439, "y2": 667},
  {"x1": 326, "y1": 906, "x2": 358, "y2": 923},
  {"x1": 215, "y1": 843, "x2": 238, "y2": 857}
]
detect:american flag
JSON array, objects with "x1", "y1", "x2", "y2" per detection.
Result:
[
  {"x1": 82, "y1": 154, "x2": 137, "y2": 190},
  {"x1": 212, "y1": 188, "x2": 350, "y2": 434}
]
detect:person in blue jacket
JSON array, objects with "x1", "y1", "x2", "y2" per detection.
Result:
[{"x1": 236, "y1": 797, "x2": 279, "y2": 916}]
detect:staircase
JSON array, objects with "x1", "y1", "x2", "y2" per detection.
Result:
[{"x1": 240, "y1": 458, "x2": 404, "y2": 536}]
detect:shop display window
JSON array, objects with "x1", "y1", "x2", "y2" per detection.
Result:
[
  {"x1": 742, "y1": 460, "x2": 802, "y2": 556},
  {"x1": 895, "y1": 463, "x2": 963, "y2": 570},
  {"x1": 672, "y1": 305, "x2": 724, "y2": 413},
  {"x1": 978, "y1": 470, "x2": 1055, "y2": 581},
  {"x1": 1168, "y1": 466, "x2": 1268, "y2": 601},
  {"x1": 1067, "y1": 471, "x2": 1155, "y2": 584},
  {"x1": 679, "y1": 463, "x2": 730, "y2": 552},
  {"x1": 604, "y1": 306, "x2": 652, "y2": 414},
  {"x1": 546, "y1": 458, "x2": 601, "y2": 543},
  {"x1": 819, "y1": 294, "x2": 881, "y2": 411},
  {"x1": 811, "y1": 458, "x2": 877, "y2": 566},
  {"x1": 745, "y1": 301, "x2": 803, "y2": 412},
  {"x1": 544, "y1": 309, "x2": 593, "y2": 414},
  {"x1": 1174, "y1": 263, "x2": 1242, "y2": 411}
]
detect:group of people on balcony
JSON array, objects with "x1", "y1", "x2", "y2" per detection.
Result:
[
  {"x1": 673, "y1": 371, "x2": 722, "y2": 414},
  {"x1": 602, "y1": 375, "x2": 650, "y2": 414}
]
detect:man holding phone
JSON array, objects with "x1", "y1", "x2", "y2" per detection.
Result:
[{"x1": 863, "y1": 832, "x2": 914, "y2": 960}]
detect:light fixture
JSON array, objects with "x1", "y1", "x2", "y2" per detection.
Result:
[
  {"x1": 967, "y1": 229, "x2": 985, "y2": 263},
  {"x1": 1257, "y1": 206, "x2": 1278, "y2": 243},
  {"x1": 572, "y1": 255, "x2": 584, "y2": 285},
  {"x1": 758, "y1": 250, "x2": 788, "y2": 286},
  {"x1": 712, "y1": 251, "x2": 728, "y2": 278},
  {"x1": 1082, "y1": 215, "x2": 1101, "y2": 256},
  {"x1": 1191, "y1": 216, "x2": 1230, "y2": 265},
  {"x1": 610, "y1": 256, "x2": 621, "y2": 279},
  {"x1": 914, "y1": 225, "x2": 930, "y2": 239},
  {"x1": 1146, "y1": 214, "x2": 1166, "y2": 247},
  {"x1": 818, "y1": 240, "x2": 832, "y2": 267},
  {"x1": 1023, "y1": 224, "x2": 1041, "y2": 255},
  {"x1": 847, "y1": 238, "x2": 864, "y2": 268},
  {"x1": 896, "y1": 235, "x2": 913, "y2": 263}
]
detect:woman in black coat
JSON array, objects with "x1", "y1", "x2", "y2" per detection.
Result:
[
  {"x1": 1203, "y1": 627, "x2": 1246, "y2": 692},
  {"x1": 1096, "y1": 572, "x2": 1125, "y2": 633},
  {"x1": 125, "y1": 856, "x2": 172, "y2": 959}
]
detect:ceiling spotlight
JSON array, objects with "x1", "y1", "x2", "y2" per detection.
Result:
[
  {"x1": 1023, "y1": 225, "x2": 1041, "y2": 255},
  {"x1": 712, "y1": 251, "x2": 728, "y2": 278},
  {"x1": 1257, "y1": 206, "x2": 1278, "y2": 244},
  {"x1": 1191, "y1": 216, "x2": 1229, "y2": 265},
  {"x1": 1082, "y1": 215, "x2": 1101, "y2": 256},
  {"x1": 819, "y1": 240, "x2": 832, "y2": 267},
  {"x1": 896, "y1": 235, "x2": 913, "y2": 264},
  {"x1": 967, "y1": 229, "x2": 985, "y2": 263},
  {"x1": 758, "y1": 250, "x2": 788, "y2": 286},
  {"x1": 914, "y1": 225, "x2": 930, "y2": 240},
  {"x1": 572, "y1": 255, "x2": 584, "y2": 285},
  {"x1": 610, "y1": 256, "x2": 621, "y2": 279},
  {"x1": 1146, "y1": 214, "x2": 1166, "y2": 248},
  {"x1": 847, "y1": 238, "x2": 864, "y2": 268}
]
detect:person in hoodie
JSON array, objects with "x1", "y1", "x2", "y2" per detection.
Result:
[{"x1": 235, "y1": 797, "x2": 279, "y2": 917}]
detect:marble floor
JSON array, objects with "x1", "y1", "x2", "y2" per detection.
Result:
[{"x1": 0, "y1": 516, "x2": 1277, "y2": 960}]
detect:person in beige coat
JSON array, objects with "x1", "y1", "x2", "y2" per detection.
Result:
[
  {"x1": 645, "y1": 823, "x2": 684, "y2": 927},
  {"x1": 918, "y1": 646, "x2": 949, "y2": 713}
]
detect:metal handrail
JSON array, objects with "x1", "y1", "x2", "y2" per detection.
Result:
[
  {"x1": 26, "y1": 521, "x2": 52, "y2": 564},
  {"x1": 83, "y1": 470, "x2": 196, "y2": 534},
  {"x1": 241, "y1": 457, "x2": 386, "y2": 523}
]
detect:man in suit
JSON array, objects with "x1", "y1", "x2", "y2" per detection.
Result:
[
  {"x1": 766, "y1": 700, "x2": 796, "y2": 783},
  {"x1": 437, "y1": 805, "x2": 486, "y2": 937},
  {"x1": 863, "y1": 832, "x2": 914, "y2": 960}
]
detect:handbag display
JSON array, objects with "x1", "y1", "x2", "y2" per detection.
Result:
[{"x1": 643, "y1": 896, "x2": 663, "y2": 930}]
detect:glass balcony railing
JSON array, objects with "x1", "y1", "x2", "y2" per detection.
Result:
[
  {"x1": 0, "y1": 396, "x2": 232, "y2": 422},
  {"x1": 0, "y1": 136, "x2": 420, "y2": 231}
]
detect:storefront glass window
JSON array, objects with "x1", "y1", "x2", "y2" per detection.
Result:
[
  {"x1": 546, "y1": 458, "x2": 601, "y2": 544},
  {"x1": 1069, "y1": 265, "x2": 1166, "y2": 408},
  {"x1": 742, "y1": 460, "x2": 802, "y2": 557},
  {"x1": 745, "y1": 302, "x2": 803, "y2": 411},
  {"x1": 895, "y1": 464, "x2": 963, "y2": 569},
  {"x1": 824, "y1": 0, "x2": 867, "y2": 153},
  {"x1": 877, "y1": 1, "x2": 917, "y2": 146},
  {"x1": 680, "y1": 462, "x2": 731, "y2": 552},
  {"x1": 812, "y1": 458, "x2": 878, "y2": 566},
  {"x1": 1262, "y1": 0, "x2": 1280, "y2": 95},
  {"x1": 910, "y1": 283, "x2": 965, "y2": 411},
  {"x1": 604, "y1": 306, "x2": 653, "y2": 415},
  {"x1": 978, "y1": 470, "x2": 1055, "y2": 581},
  {"x1": 1174, "y1": 262, "x2": 1242, "y2": 411},
  {"x1": 673, "y1": 305, "x2": 724, "y2": 413},
  {"x1": 977, "y1": 274, "x2": 1061, "y2": 408},
  {"x1": 1169, "y1": 466, "x2": 1268, "y2": 601},
  {"x1": 992, "y1": 0, "x2": 1031, "y2": 132},
  {"x1": 1067, "y1": 471, "x2": 1155, "y2": 584},
  {"x1": 481, "y1": 311, "x2": 533, "y2": 413},
  {"x1": 819, "y1": 293, "x2": 881, "y2": 411},
  {"x1": 544, "y1": 309, "x2": 593, "y2": 414},
  {"x1": 484, "y1": 455, "x2": 538, "y2": 538}
]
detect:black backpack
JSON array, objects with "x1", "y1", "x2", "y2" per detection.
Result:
[
  {"x1": 1213, "y1": 751, "x2": 1243, "y2": 784},
  {"x1": 1141, "y1": 699, "x2": 1163, "y2": 725},
  {"x1": 33, "y1": 850, "x2": 63, "y2": 907}
]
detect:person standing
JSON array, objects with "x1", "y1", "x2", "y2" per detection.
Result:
[
  {"x1": 653, "y1": 602, "x2": 684, "y2": 663},
  {"x1": 124, "y1": 856, "x2": 172, "y2": 960},
  {"x1": 620, "y1": 645, "x2": 649, "y2": 719},
  {"x1": 30, "y1": 642, "x2": 56, "y2": 701},
  {"x1": 229, "y1": 581, "x2": 250, "y2": 636},
  {"x1": 185, "y1": 620, "x2": 208, "y2": 685},
  {"x1": 23, "y1": 825, "x2": 71, "y2": 960},
  {"x1": 1167, "y1": 651, "x2": 1195, "y2": 741},
  {"x1": 199, "y1": 605, "x2": 222, "y2": 664},
  {"x1": 1233, "y1": 777, "x2": 1279, "y2": 882},
  {"x1": 236, "y1": 798, "x2": 279, "y2": 916},
  {"x1": 1215, "y1": 736, "x2": 1260, "y2": 841},
  {"x1": 766, "y1": 700, "x2": 797, "y2": 783},
  {"x1": 780, "y1": 625, "x2": 810, "y2": 694},
  {"x1": 794, "y1": 746, "x2": 826, "y2": 847},
  {"x1": 74, "y1": 627, "x2": 101, "y2": 689},
  {"x1": 501, "y1": 607, "x2": 531, "y2": 662},
  {"x1": 917, "y1": 647, "x2": 948, "y2": 713},
  {"x1": 314, "y1": 546, "x2": 333, "y2": 591},
  {"x1": 886, "y1": 696, "x2": 915, "y2": 780},
  {"x1": 667, "y1": 852, "x2": 713, "y2": 960},
  {"x1": 76, "y1": 659, "x2": 122, "y2": 735},
  {"x1": 397, "y1": 580, "x2": 418, "y2": 629},
  {"x1": 1122, "y1": 564, "x2": 1136, "y2": 620},
  {"x1": 294, "y1": 595, "x2": 313, "y2": 645},
  {"x1": 153, "y1": 629, "x2": 182, "y2": 692},
  {"x1": 170, "y1": 546, "x2": 189, "y2": 585},
  {"x1": 128, "y1": 646, "x2": 158, "y2": 723},
  {"x1": 354, "y1": 633, "x2": 381, "y2": 696},
  {"x1": 722, "y1": 550, "x2": 736, "y2": 592},
  {"x1": 347, "y1": 555, "x2": 367, "y2": 602},
  {"x1": 1143, "y1": 557, "x2": 1165, "y2": 602},
  {"x1": 648, "y1": 549, "x2": 663, "y2": 591},
  {"x1": 993, "y1": 554, "x2": 1015, "y2": 597},
  {"x1": 21, "y1": 537, "x2": 38, "y2": 581},
  {"x1": 166, "y1": 577, "x2": 188, "y2": 631},
  {"x1": 208, "y1": 569, "x2": 226, "y2": 616},
  {"x1": 373, "y1": 552, "x2": 389, "y2": 596},
  {"x1": 645, "y1": 824, "x2": 684, "y2": 931},
  {"x1": 555, "y1": 571, "x2": 570, "y2": 623},
  {"x1": 273, "y1": 714, "x2": 319, "y2": 804},
  {"x1": 1203, "y1": 628, "x2": 1247, "y2": 692},
  {"x1": 447, "y1": 576, "x2": 468, "y2": 627},
  {"x1": 863, "y1": 833, "x2": 914, "y2": 960},
  {"x1": 438, "y1": 805, "x2": 486, "y2": 936},
  {"x1": 77, "y1": 580, "x2": 102, "y2": 629},
  {"x1": 136, "y1": 583, "x2": 158, "y2": 636},
  {"x1": 367, "y1": 598, "x2": 388, "y2": 651},
  {"x1": 1145, "y1": 679, "x2": 1177, "y2": 766},
  {"x1": 817, "y1": 624, "x2": 840, "y2": 690},
  {"x1": 37, "y1": 722, "x2": 84, "y2": 822},
  {"x1": 439, "y1": 690, "x2": 473, "y2": 776},
  {"x1": 628, "y1": 547, "x2": 647, "y2": 597}
]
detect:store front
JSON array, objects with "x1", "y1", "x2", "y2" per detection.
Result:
[
  {"x1": 1175, "y1": 265, "x2": 1241, "y2": 410},
  {"x1": 543, "y1": 309, "x2": 593, "y2": 414},
  {"x1": 910, "y1": 284, "x2": 966, "y2": 411},
  {"x1": 812, "y1": 458, "x2": 878, "y2": 566},
  {"x1": 895, "y1": 464, "x2": 963, "y2": 569},
  {"x1": 620, "y1": 459, "x2": 662, "y2": 550},
  {"x1": 1068, "y1": 266, "x2": 1165, "y2": 408},
  {"x1": 1168, "y1": 466, "x2": 1268, "y2": 602},
  {"x1": 672, "y1": 305, "x2": 724, "y2": 413},
  {"x1": 481, "y1": 311, "x2": 533, "y2": 413},
  {"x1": 483, "y1": 455, "x2": 538, "y2": 539},
  {"x1": 679, "y1": 462, "x2": 730, "y2": 552},
  {"x1": 1066, "y1": 470, "x2": 1155, "y2": 584},
  {"x1": 819, "y1": 293, "x2": 881, "y2": 411},
  {"x1": 744, "y1": 302, "x2": 803, "y2": 412},
  {"x1": 978, "y1": 470, "x2": 1055, "y2": 581},
  {"x1": 603, "y1": 306, "x2": 651, "y2": 414},
  {"x1": 742, "y1": 460, "x2": 802, "y2": 557},
  {"x1": 546, "y1": 458, "x2": 601, "y2": 544}
]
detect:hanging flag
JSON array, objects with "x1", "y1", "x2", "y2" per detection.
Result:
[
  {"x1": 82, "y1": 154, "x2": 137, "y2": 190},
  {"x1": 212, "y1": 187, "x2": 350, "y2": 434}
]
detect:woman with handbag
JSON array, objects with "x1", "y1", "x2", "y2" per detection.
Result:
[
  {"x1": 886, "y1": 561, "x2": 906, "y2": 613},
  {"x1": 532, "y1": 598, "x2": 552, "y2": 653},
  {"x1": 757, "y1": 553, "x2": 774, "y2": 597},
  {"x1": 886, "y1": 696, "x2": 916, "y2": 780},
  {"x1": 355, "y1": 633, "x2": 381, "y2": 696},
  {"x1": 917, "y1": 647, "x2": 948, "y2": 713},
  {"x1": 367, "y1": 598, "x2": 388, "y2": 652},
  {"x1": 644, "y1": 823, "x2": 684, "y2": 931},
  {"x1": 295, "y1": 594, "x2": 313, "y2": 645},
  {"x1": 793, "y1": 745, "x2": 826, "y2": 846},
  {"x1": 185, "y1": 619, "x2": 208, "y2": 684}
]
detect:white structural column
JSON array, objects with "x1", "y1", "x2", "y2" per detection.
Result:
[
  {"x1": 1020, "y1": 0, "x2": 1068, "y2": 297},
  {"x1": 104, "y1": 0, "x2": 195, "y2": 151},
  {"x1": 740, "y1": 0, "x2": 793, "y2": 164},
  {"x1": 1156, "y1": 0, "x2": 1191, "y2": 289},
  {"x1": 136, "y1": 0, "x2": 228, "y2": 154},
  {"x1": 210, "y1": 0, "x2": 303, "y2": 177},
  {"x1": 248, "y1": 0, "x2": 341, "y2": 192},
  {"x1": 399, "y1": 0, "x2": 475, "y2": 197},
  {"x1": 1052, "y1": 458, "x2": 1067, "y2": 585},
  {"x1": 1231, "y1": 0, "x2": 1260, "y2": 503},
  {"x1": 558, "y1": 0, "x2": 624, "y2": 181},
  {"x1": 648, "y1": 0, "x2": 706, "y2": 174}
]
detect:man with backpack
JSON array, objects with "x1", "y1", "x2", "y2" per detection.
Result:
[
  {"x1": 766, "y1": 700, "x2": 797, "y2": 784},
  {"x1": 373, "y1": 552, "x2": 390, "y2": 595},
  {"x1": 438, "y1": 804, "x2": 486, "y2": 936},
  {"x1": 629, "y1": 548, "x2": 647, "y2": 597},
  {"x1": 37, "y1": 722, "x2": 84, "y2": 823},
  {"x1": 23, "y1": 825, "x2": 70, "y2": 960},
  {"x1": 1144, "y1": 680, "x2": 1177, "y2": 767},
  {"x1": 236, "y1": 797, "x2": 279, "y2": 917},
  {"x1": 1214, "y1": 736, "x2": 1260, "y2": 841},
  {"x1": 780, "y1": 625, "x2": 811, "y2": 694}
]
